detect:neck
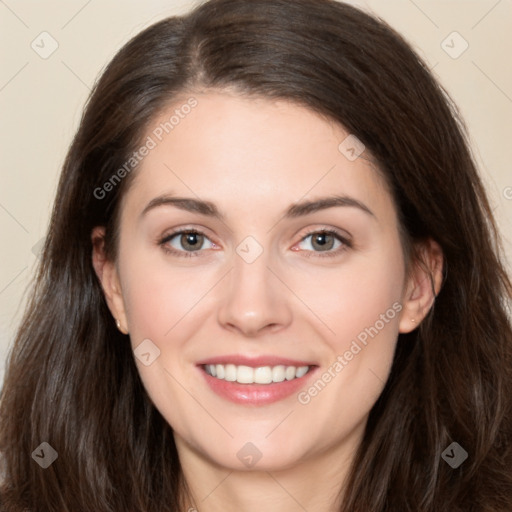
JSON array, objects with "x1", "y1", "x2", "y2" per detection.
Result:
[{"x1": 176, "y1": 430, "x2": 363, "y2": 512}]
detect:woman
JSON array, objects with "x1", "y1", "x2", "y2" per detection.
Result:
[{"x1": 1, "y1": 0, "x2": 511, "y2": 510}]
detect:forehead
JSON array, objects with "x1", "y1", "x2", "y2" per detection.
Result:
[{"x1": 122, "y1": 91, "x2": 393, "y2": 222}]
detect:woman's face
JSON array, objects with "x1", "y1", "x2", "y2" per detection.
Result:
[{"x1": 102, "y1": 91, "x2": 416, "y2": 471}]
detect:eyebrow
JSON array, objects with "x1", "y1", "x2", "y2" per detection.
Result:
[
  {"x1": 285, "y1": 195, "x2": 375, "y2": 218},
  {"x1": 139, "y1": 193, "x2": 375, "y2": 221}
]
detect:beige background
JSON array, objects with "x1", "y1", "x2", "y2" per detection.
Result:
[{"x1": 1, "y1": 0, "x2": 511, "y2": 384}]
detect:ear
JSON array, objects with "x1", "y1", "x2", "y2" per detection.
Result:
[
  {"x1": 91, "y1": 226, "x2": 129, "y2": 334},
  {"x1": 399, "y1": 238, "x2": 444, "y2": 333}
]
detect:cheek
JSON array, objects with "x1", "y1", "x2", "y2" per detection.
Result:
[
  {"x1": 292, "y1": 242, "x2": 405, "y2": 350},
  {"x1": 291, "y1": 238, "x2": 404, "y2": 410},
  {"x1": 117, "y1": 250, "x2": 214, "y2": 421},
  {"x1": 119, "y1": 248, "x2": 218, "y2": 343}
]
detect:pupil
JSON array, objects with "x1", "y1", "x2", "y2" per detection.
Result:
[
  {"x1": 182, "y1": 232, "x2": 202, "y2": 250},
  {"x1": 313, "y1": 233, "x2": 333, "y2": 251}
]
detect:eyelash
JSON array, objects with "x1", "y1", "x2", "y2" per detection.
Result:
[
  {"x1": 159, "y1": 229, "x2": 213, "y2": 259},
  {"x1": 158, "y1": 228, "x2": 352, "y2": 259},
  {"x1": 299, "y1": 228, "x2": 352, "y2": 258}
]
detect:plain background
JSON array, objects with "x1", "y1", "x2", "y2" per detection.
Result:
[{"x1": 1, "y1": 0, "x2": 511, "y2": 385}]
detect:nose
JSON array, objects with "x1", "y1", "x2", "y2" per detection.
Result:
[{"x1": 216, "y1": 248, "x2": 293, "y2": 337}]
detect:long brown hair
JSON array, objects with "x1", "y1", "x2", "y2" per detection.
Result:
[{"x1": 1, "y1": 0, "x2": 511, "y2": 510}]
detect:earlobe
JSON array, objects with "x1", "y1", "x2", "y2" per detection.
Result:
[
  {"x1": 399, "y1": 239, "x2": 444, "y2": 333},
  {"x1": 91, "y1": 226, "x2": 129, "y2": 334}
]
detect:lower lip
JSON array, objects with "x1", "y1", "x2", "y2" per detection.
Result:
[{"x1": 198, "y1": 366, "x2": 318, "y2": 405}]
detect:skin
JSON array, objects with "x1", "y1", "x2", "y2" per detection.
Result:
[{"x1": 92, "y1": 90, "x2": 443, "y2": 512}]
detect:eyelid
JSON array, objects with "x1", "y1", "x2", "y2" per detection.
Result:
[
  {"x1": 297, "y1": 225, "x2": 352, "y2": 242},
  {"x1": 292, "y1": 227, "x2": 352, "y2": 258},
  {"x1": 159, "y1": 226, "x2": 215, "y2": 244},
  {"x1": 158, "y1": 225, "x2": 353, "y2": 258},
  {"x1": 158, "y1": 226, "x2": 219, "y2": 258}
]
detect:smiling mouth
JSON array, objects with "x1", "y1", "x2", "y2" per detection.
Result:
[{"x1": 202, "y1": 363, "x2": 312, "y2": 384}]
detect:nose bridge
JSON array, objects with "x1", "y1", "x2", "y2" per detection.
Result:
[
  {"x1": 216, "y1": 238, "x2": 292, "y2": 335},
  {"x1": 232, "y1": 245, "x2": 272, "y2": 297}
]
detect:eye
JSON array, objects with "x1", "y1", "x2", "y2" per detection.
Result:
[
  {"x1": 158, "y1": 228, "x2": 350, "y2": 258},
  {"x1": 159, "y1": 229, "x2": 216, "y2": 257},
  {"x1": 294, "y1": 229, "x2": 351, "y2": 258}
]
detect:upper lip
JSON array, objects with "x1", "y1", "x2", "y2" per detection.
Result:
[{"x1": 196, "y1": 355, "x2": 316, "y2": 368}]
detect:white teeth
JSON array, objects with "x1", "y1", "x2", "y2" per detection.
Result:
[
  {"x1": 272, "y1": 365, "x2": 286, "y2": 382},
  {"x1": 285, "y1": 366, "x2": 296, "y2": 380},
  {"x1": 254, "y1": 366, "x2": 272, "y2": 384},
  {"x1": 225, "y1": 364, "x2": 237, "y2": 382},
  {"x1": 215, "y1": 364, "x2": 225, "y2": 379},
  {"x1": 204, "y1": 364, "x2": 310, "y2": 384},
  {"x1": 296, "y1": 366, "x2": 309, "y2": 378},
  {"x1": 237, "y1": 365, "x2": 254, "y2": 384}
]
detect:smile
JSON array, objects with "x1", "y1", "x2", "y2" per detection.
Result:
[
  {"x1": 203, "y1": 363, "x2": 311, "y2": 384},
  {"x1": 197, "y1": 356, "x2": 318, "y2": 405}
]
